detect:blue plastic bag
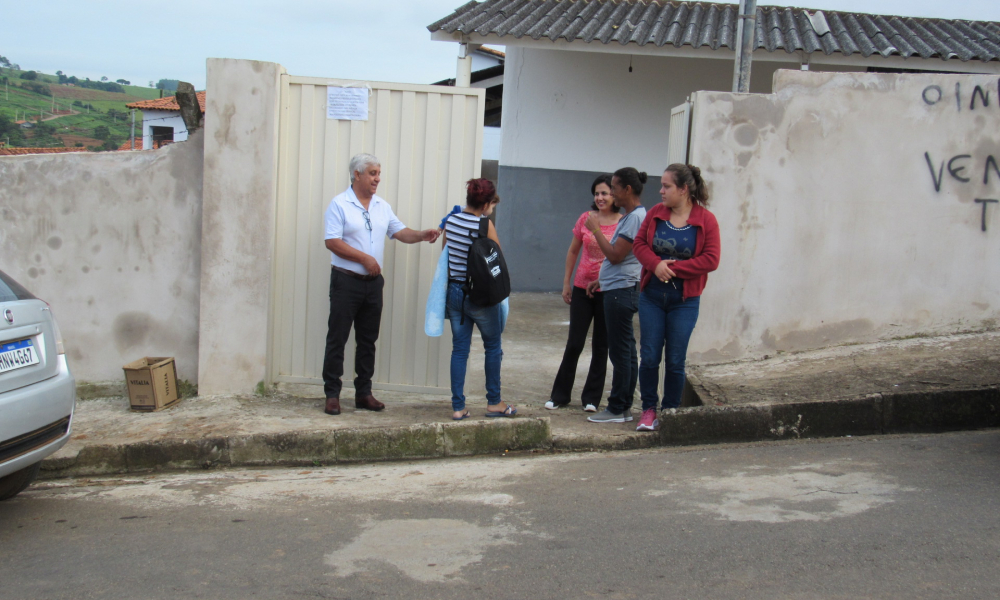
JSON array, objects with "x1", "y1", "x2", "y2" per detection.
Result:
[
  {"x1": 424, "y1": 247, "x2": 449, "y2": 337},
  {"x1": 499, "y1": 297, "x2": 509, "y2": 333},
  {"x1": 425, "y1": 246, "x2": 510, "y2": 336}
]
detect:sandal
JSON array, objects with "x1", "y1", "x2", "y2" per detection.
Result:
[
  {"x1": 485, "y1": 405, "x2": 517, "y2": 418},
  {"x1": 452, "y1": 410, "x2": 471, "y2": 421}
]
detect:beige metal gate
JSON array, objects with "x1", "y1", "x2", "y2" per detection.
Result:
[{"x1": 270, "y1": 75, "x2": 485, "y2": 393}]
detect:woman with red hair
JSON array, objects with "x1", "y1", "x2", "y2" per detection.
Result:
[{"x1": 442, "y1": 179, "x2": 513, "y2": 420}]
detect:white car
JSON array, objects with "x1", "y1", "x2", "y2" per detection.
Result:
[{"x1": 0, "y1": 269, "x2": 75, "y2": 500}]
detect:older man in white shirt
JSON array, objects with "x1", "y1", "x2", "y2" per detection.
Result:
[{"x1": 322, "y1": 153, "x2": 440, "y2": 415}]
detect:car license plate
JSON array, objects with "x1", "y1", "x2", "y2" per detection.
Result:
[{"x1": 0, "y1": 339, "x2": 39, "y2": 374}]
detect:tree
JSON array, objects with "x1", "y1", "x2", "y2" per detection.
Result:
[
  {"x1": 0, "y1": 56, "x2": 11, "y2": 68},
  {"x1": 56, "y1": 70, "x2": 63, "y2": 76},
  {"x1": 116, "y1": 78, "x2": 130, "y2": 85},
  {"x1": 100, "y1": 76, "x2": 108, "y2": 82},
  {"x1": 155, "y1": 79, "x2": 180, "y2": 92},
  {"x1": 93, "y1": 125, "x2": 110, "y2": 140},
  {"x1": 34, "y1": 121, "x2": 56, "y2": 137},
  {"x1": 19, "y1": 70, "x2": 37, "y2": 81},
  {"x1": 0, "y1": 114, "x2": 25, "y2": 146},
  {"x1": 148, "y1": 80, "x2": 154, "y2": 87}
]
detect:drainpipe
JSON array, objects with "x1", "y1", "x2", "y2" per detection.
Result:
[
  {"x1": 456, "y1": 42, "x2": 479, "y2": 88},
  {"x1": 731, "y1": 0, "x2": 758, "y2": 93},
  {"x1": 130, "y1": 109, "x2": 136, "y2": 150}
]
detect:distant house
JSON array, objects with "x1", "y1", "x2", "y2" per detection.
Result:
[{"x1": 125, "y1": 91, "x2": 206, "y2": 150}]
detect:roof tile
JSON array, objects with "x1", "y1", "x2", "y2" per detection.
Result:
[
  {"x1": 0, "y1": 147, "x2": 90, "y2": 156},
  {"x1": 428, "y1": 0, "x2": 1000, "y2": 63},
  {"x1": 126, "y1": 91, "x2": 207, "y2": 112}
]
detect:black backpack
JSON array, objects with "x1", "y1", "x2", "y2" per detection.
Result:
[{"x1": 464, "y1": 217, "x2": 510, "y2": 308}]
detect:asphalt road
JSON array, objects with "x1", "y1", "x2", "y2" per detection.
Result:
[{"x1": 3, "y1": 430, "x2": 1000, "y2": 599}]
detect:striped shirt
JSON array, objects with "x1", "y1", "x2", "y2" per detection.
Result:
[{"x1": 445, "y1": 212, "x2": 487, "y2": 280}]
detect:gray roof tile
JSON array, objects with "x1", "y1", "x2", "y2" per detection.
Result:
[{"x1": 429, "y1": 0, "x2": 1000, "y2": 63}]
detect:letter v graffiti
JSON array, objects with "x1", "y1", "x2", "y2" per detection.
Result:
[{"x1": 925, "y1": 152, "x2": 945, "y2": 192}]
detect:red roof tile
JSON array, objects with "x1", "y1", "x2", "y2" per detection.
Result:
[
  {"x1": 0, "y1": 147, "x2": 90, "y2": 156},
  {"x1": 126, "y1": 91, "x2": 206, "y2": 111}
]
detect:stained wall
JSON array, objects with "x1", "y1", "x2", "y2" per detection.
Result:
[
  {"x1": 687, "y1": 70, "x2": 1000, "y2": 362},
  {"x1": 0, "y1": 132, "x2": 204, "y2": 382}
]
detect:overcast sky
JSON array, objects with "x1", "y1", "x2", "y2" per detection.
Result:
[{"x1": 4, "y1": 0, "x2": 1000, "y2": 90}]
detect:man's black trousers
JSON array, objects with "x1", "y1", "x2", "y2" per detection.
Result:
[{"x1": 322, "y1": 268, "x2": 383, "y2": 399}]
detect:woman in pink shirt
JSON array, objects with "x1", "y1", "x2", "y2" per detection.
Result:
[{"x1": 546, "y1": 174, "x2": 622, "y2": 412}]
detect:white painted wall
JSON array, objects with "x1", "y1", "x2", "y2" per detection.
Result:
[
  {"x1": 686, "y1": 70, "x2": 1000, "y2": 362},
  {"x1": 140, "y1": 109, "x2": 188, "y2": 149},
  {"x1": 483, "y1": 126, "x2": 501, "y2": 161},
  {"x1": 499, "y1": 47, "x2": 866, "y2": 174}
]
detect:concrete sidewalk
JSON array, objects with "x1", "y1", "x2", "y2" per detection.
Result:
[{"x1": 41, "y1": 293, "x2": 1000, "y2": 479}]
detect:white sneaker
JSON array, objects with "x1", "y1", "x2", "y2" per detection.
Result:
[
  {"x1": 544, "y1": 401, "x2": 559, "y2": 410},
  {"x1": 583, "y1": 404, "x2": 598, "y2": 413}
]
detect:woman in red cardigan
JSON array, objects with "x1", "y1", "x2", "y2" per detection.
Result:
[{"x1": 631, "y1": 164, "x2": 720, "y2": 432}]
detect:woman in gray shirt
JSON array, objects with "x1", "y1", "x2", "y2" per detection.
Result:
[{"x1": 583, "y1": 167, "x2": 648, "y2": 423}]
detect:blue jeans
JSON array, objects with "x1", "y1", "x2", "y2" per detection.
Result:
[
  {"x1": 446, "y1": 282, "x2": 504, "y2": 411},
  {"x1": 638, "y1": 280, "x2": 700, "y2": 411},
  {"x1": 603, "y1": 285, "x2": 639, "y2": 415}
]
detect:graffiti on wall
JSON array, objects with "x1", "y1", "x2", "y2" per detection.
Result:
[{"x1": 922, "y1": 81, "x2": 1000, "y2": 231}]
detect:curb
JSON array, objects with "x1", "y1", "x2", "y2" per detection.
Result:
[
  {"x1": 659, "y1": 386, "x2": 1000, "y2": 445},
  {"x1": 39, "y1": 417, "x2": 552, "y2": 479},
  {"x1": 37, "y1": 387, "x2": 1000, "y2": 479},
  {"x1": 552, "y1": 432, "x2": 662, "y2": 452}
]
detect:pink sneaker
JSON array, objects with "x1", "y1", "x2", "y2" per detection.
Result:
[{"x1": 636, "y1": 409, "x2": 658, "y2": 432}]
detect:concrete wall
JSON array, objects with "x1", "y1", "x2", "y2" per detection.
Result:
[
  {"x1": 496, "y1": 48, "x2": 860, "y2": 291},
  {"x1": 0, "y1": 132, "x2": 204, "y2": 382},
  {"x1": 197, "y1": 58, "x2": 285, "y2": 395},
  {"x1": 686, "y1": 70, "x2": 1000, "y2": 363}
]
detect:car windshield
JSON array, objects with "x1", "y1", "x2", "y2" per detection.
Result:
[{"x1": 0, "y1": 270, "x2": 36, "y2": 302}]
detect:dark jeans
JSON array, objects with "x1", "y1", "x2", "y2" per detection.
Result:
[
  {"x1": 638, "y1": 280, "x2": 700, "y2": 411},
  {"x1": 603, "y1": 285, "x2": 639, "y2": 415},
  {"x1": 322, "y1": 268, "x2": 384, "y2": 399},
  {"x1": 549, "y1": 286, "x2": 607, "y2": 407}
]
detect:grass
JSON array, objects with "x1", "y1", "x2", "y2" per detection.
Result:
[
  {"x1": 1, "y1": 80, "x2": 145, "y2": 146},
  {"x1": 6, "y1": 68, "x2": 166, "y2": 100},
  {"x1": 1, "y1": 66, "x2": 186, "y2": 147}
]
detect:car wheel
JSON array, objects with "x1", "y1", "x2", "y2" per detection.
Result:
[{"x1": 0, "y1": 462, "x2": 41, "y2": 501}]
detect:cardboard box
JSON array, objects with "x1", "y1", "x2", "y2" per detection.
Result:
[{"x1": 123, "y1": 357, "x2": 179, "y2": 412}]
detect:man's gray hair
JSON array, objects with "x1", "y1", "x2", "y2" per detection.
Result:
[{"x1": 349, "y1": 153, "x2": 381, "y2": 183}]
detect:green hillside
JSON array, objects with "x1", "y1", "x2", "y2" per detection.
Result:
[{"x1": 1, "y1": 66, "x2": 178, "y2": 150}]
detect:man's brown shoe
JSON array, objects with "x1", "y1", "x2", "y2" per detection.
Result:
[
  {"x1": 324, "y1": 397, "x2": 341, "y2": 415},
  {"x1": 355, "y1": 394, "x2": 385, "y2": 411}
]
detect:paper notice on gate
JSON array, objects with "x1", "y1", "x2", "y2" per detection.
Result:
[{"x1": 327, "y1": 87, "x2": 369, "y2": 120}]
